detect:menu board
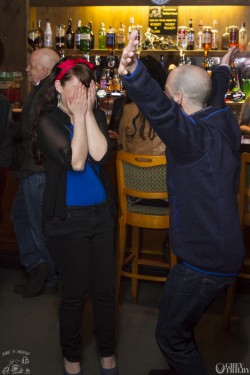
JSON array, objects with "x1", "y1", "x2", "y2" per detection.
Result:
[{"x1": 149, "y1": 7, "x2": 178, "y2": 36}]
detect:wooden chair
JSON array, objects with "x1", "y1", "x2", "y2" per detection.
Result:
[
  {"x1": 115, "y1": 151, "x2": 177, "y2": 302},
  {"x1": 223, "y1": 152, "x2": 250, "y2": 330}
]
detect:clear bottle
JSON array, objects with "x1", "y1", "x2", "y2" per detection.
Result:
[
  {"x1": 202, "y1": 26, "x2": 212, "y2": 51},
  {"x1": 106, "y1": 25, "x2": 116, "y2": 52},
  {"x1": 128, "y1": 17, "x2": 134, "y2": 39},
  {"x1": 196, "y1": 20, "x2": 203, "y2": 50},
  {"x1": 88, "y1": 21, "x2": 95, "y2": 49},
  {"x1": 211, "y1": 20, "x2": 219, "y2": 50},
  {"x1": 66, "y1": 18, "x2": 74, "y2": 49},
  {"x1": 186, "y1": 18, "x2": 195, "y2": 50},
  {"x1": 37, "y1": 19, "x2": 44, "y2": 48},
  {"x1": 75, "y1": 20, "x2": 81, "y2": 50},
  {"x1": 80, "y1": 24, "x2": 91, "y2": 56},
  {"x1": 44, "y1": 18, "x2": 53, "y2": 48},
  {"x1": 55, "y1": 24, "x2": 65, "y2": 55},
  {"x1": 239, "y1": 22, "x2": 248, "y2": 51},
  {"x1": 221, "y1": 27, "x2": 229, "y2": 50},
  {"x1": 117, "y1": 22, "x2": 126, "y2": 49},
  {"x1": 98, "y1": 22, "x2": 106, "y2": 49}
]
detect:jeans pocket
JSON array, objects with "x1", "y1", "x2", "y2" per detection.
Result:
[{"x1": 201, "y1": 276, "x2": 234, "y2": 300}]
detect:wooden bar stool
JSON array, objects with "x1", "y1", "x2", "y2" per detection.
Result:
[{"x1": 115, "y1": 151, "x2": 177, "y2": 303}]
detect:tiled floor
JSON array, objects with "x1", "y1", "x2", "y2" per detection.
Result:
[{"x1": 0, "y1": 264, "x2": 250, "y2": 375}]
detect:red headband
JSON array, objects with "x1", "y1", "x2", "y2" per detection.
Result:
[{"x1": 55, "y1": 58, "x2": 95, "y2": 81}]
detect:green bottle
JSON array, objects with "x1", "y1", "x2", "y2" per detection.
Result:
[
  {"x1": 80, "y1": 24, "x2": 90, "y2": 55},
  {"x1": 98, "y1": 22, "x2": 106, "y2": 49}
]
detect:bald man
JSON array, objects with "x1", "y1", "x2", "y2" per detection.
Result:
[
  {"x1": 11, "y1": 48, "x2": 60, "y2": 298},
  {"x1": 119, "y1": 32, "x2": 244, "y2": 375}
]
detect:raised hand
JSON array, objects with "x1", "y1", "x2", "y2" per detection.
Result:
[
  {"x1": 220, "y1": 46, "x2": 240, "y2": 66},
  {"x1": 118, "y1": 29, "x2": 139, "y2": 76}
]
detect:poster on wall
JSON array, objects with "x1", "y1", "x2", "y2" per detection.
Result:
[{"x1": 148, "y1": 7, "x2": 178, "y2": 36}]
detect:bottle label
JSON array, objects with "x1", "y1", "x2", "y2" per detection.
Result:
[{"x1": 81, "y1": 33, "x2": 90, "y2": 40}]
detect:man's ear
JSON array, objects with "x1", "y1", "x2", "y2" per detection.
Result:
[
  {"x1": 55, "y1": 80, "x2": 62, "y2": 93},
  {"x1": 174, "y1": 91, "x2": 183, "y2": 105}
]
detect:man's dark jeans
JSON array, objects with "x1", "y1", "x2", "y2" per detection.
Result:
[
  {"x1": 11, "y1": 172, "x2": 57, "y2": 287},
  {"x1": 155, "y1": 263, "x2": 235, "y2": 375}
]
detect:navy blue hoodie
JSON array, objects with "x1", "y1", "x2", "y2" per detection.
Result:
[{"x1": 122, "y1": 62, "x2": 244, "y2": 275}]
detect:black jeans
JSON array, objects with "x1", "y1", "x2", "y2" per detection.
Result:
[
  {"x1": 45, "y1": 203, "x2": 116, "y2": 362},
  {"x1": 155, "y1": 263, "x2": 235, "y2": 375}
]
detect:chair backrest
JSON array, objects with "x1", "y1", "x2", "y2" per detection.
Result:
[
  {"x1": 116, "y1": 151, "x2": 167, "y2": 216},
  {"x1": 238, "y1": 152, "x2": 250, "y2": 227}
]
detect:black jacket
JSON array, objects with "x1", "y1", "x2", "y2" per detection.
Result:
[
  {"x1": 12, "y1": 77, "x2": 50, "y2": 177},
  {"x1": 0, "y1": 94, "x2": 14, "y2": 168},
  {"x1": 37, "y1": 106, "x2": 116, "y2": 220},
  {"x1": 122, "y1": 62, "x2": 244, "y2": 275}
]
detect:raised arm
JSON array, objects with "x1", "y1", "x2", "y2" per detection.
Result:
[{"x1": 208, "y1": 46, "x2": 239, "y2": 107}]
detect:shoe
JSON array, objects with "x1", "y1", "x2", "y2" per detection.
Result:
[
  {"x1": 16, "y1": 262, "x2": 50, "y2": 298},
  {"x1": 148, "y1": 370, "x2": 171, "y2": 375},
  {"x1": 14, "y1": 283, "x2": 58, "y2": 296},
  {"x1": 101, "y1": 366, "x2": 119, "y2": 375}
]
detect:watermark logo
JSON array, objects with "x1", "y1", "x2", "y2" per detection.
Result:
[
  {"x1": 1, "y1": 350, "x2": 30, "y2": 374},
  {"x1": 215, "y1": 363, "x2": 250, "y2": 374}
]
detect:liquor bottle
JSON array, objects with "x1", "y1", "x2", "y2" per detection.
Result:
[
  {"x1": 44, "y1": 18, "x2": 53, "y2": 48},
  {"x1": 80, "y1": 24, "x2": 91, "y2": 56},
  {"x1": 128, "y1": 17, "x2": 134, "y2": 39},
  {"x1": 55, "y1": 24, "x2": 65, "y2": 55},
  {"x1": 196, "y1": 20, "x2": 203, "y2": 50},
  {"x1": 160, "y1": 55, "x2": 165, "y2": 69},
  {"x1": 75, "y1": 20, "x2": 81, "y2": 49},
  {"x1": 88, "y1": 21, "x2": 95, "y2": 49},
  {"x1": 239, "y1": 22, "x2": 248, "y2": 51},
  {"x1": 211, "y1": 20, "x2": 219, "y2": 50},
  {"x1": 27, "y1": 22, "x2": 38, "y2": 51},
  {"x1": 117, "y1": 22, "x2": 126, "y2": 49},
  {"x1": 106, "y1": 25, "x2": 116, "y2": 52},
  {"x1": 221, "y1": 27, "x2": 229, "y2": 50},
  {"x1": 202, "y1": 26, "x2": 212, "y2": 52},
  {"x1": 98, "y1": 22, "x2": 106, "y2": 49},
  {"x1": 37, "y1": 19, "x2": 44, "y2": 48},
  {"x1": 186, "y1": 18, "x2": 195, "y2": 50},
  {"x1": 66, "y1": 18, "x2": 74, "y2": 49}
]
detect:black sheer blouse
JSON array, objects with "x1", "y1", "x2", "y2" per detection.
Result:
[{"x1": 37, "y1": 106, "x2": 115, "y2": 220}]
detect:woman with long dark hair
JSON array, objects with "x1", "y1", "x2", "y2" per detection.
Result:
[{"x1": 36, "y1": 57, "x2": 118, "y2": 375}]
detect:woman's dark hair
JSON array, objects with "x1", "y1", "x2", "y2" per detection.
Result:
[
  {"x1": 112, "y1": 55, "x2": 167, "y2": 140},
  {"x1": 32, "y1": 56, "x2": 95, "y2": 164}
]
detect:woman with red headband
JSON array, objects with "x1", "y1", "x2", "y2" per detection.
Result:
[{"x1": 36, "y1": 57, "x2": 118, "y2": 375}]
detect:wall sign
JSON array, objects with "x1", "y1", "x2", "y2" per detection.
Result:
[{"x1": 149, "y1": 6, "x2": 178, "y2": 36}]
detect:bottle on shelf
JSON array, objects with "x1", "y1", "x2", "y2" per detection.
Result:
[
  {"x1": 239, "y1": 22, "x2": 248, "y2": 51},
  {"x1": 80, "y1": 24, "x2": 91, "y2": 57},
  {"x1": 117, "y1": 22, "x2": 126, "y2": 49},
  {"x1": 135, "y1": 24, "x2": 143, "y2": 52},
  {"x1": 229, "y1": 25, "x2": 239, "y2": 48},
  {"x1": 55, "y1": 24, "x2": 65, "y2": 56},
  {"x1": 44, "y1": 18, "x2": 53, "y2": 48},
  {"x1": 37, "y1": 19, "x2": 44, "y2": 48},
  {"x1": 75, "y1": 20, "x2": 81, "y2": 50},
  {"x1": 202, "y1": 25, "x2": 212, "y2": 52},
  {"x1": 221, "y1": 26, "x2": 229, "y2": 50},
  {"x1": 196, "y1": 20, "x2": 203, "y2": 50},
  {"x1": 186, "y1": 18, "x2": 195, "y2": 50},
  {"x1": 88, "y1": 21, "x2": 95, "y2": 50},
  {"x1": 66, "y1": 18, "x2": 74, "y2": 49},
  {"x1": 27, "y1": 21, "x2": 38, "y2": 51},
  {"x1": 128, "y1": 17, "x2": 134, "y2": 39},
  {"x1": 106, "y1": 25, "x2": 116, "y2": 52},
  {"x1": 98, "y1": 22, "x2": 106, "y2": 49},
  {"x1": 211, "y1": 20, "x2": 219, "y2": 50},
  {"x1": 112, "y1": 69, "x2": 121, "y2": 91}
]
